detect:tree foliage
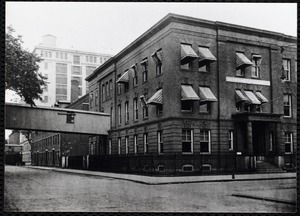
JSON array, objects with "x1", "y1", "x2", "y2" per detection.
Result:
[{"x1": 5, "y1": 26, "x2": 46, "y2": 106}]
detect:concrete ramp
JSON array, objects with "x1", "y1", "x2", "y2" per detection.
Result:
[{"x1": 5, "y1": 103, "x2": 110, "y2": 135}]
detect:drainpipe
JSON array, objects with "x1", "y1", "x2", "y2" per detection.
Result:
[{"x1": 216, "y1": 24, "x2": 221, "y2": 171}]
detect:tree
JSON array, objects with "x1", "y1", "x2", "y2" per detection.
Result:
[{"x1": 5, "y1": 26, "x2": 46, "y2": 106}]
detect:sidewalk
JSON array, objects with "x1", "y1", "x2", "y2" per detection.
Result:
[{"x1": 27, "y1": 166, "x2": 296, "y2": 185}]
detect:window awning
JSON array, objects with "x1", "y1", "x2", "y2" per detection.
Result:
[
  {"x1": 181, "y1": 44, "x2": 198, "y2": 65},
  {"x1": 147, "y1": 89, "x2": 162, "y2": 105},
  {"x1": 116, "y1": 71, "x2": 129, "y2": 83},
  {"x1": 181, "y1": 85, "x2": 200, "y2": 101},
  {"x1": 129, "y1": 64, "x2": 136, "y2": 76},
  {"x1": 244, "y1": 90, "x2": 261, "y2": 105},
  {"x1": 140, "y1": 95, "x2": 148, "y2": 108},
  {"x1": 255, "y1": 91, "x2": 268, "y2": 103},
  {"x1": 199, "y1": 87, "x2": 218, "y2": 102},
  {"x1": 198, "y1": 47, "x2": 217, "y2": 62},
  {"x1": 236, "y1": 52, "x2": 253, "y2": 68},
  {"x1": 152, "y1": 50, "x2": 162, "y2": 64},
  {"x1": 235, "y1": 90, "x2": 249, "y2": 103}
]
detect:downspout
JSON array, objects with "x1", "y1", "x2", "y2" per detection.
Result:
[
  {"x1": 113, "y1": 58, "x2": 117, "y2": 131},
  {"x1": 216, "y1": 23, "x2": 221, "y2": 171}
]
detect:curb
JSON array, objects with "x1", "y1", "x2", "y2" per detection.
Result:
[
  {"x1": 25, "y1": 166, "x2": 296, "y2": 185},
  {"x1": 232, "y1": 194, "x2": 296, "y2": 206}
]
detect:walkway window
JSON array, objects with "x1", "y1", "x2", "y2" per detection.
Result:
[
  {"x1": 141, "y1": 58, "x2": 148, "y2": 83},
  {"x1": 158, "y1": 131, "x2": 163, "y2": 154},
  {"x1": 282, "y1": 59, "x2": 291, "y2": 81},
  {"x1": 284, "y1": 132, "x2": 293, "y2": 154},
  {"x1": 283, "y1": 94, "x2": 292, "y2": 117},
  {"x1": 182, "y1": 129, "x2": 193, "y2": 153},
  {"x1": 200, "y1": 130, "x2": 211, "y2": 154},
  {"x1": 251, "y1": 54, "x2": 262, "y2": 78}
]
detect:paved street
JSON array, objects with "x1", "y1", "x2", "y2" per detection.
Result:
[{"x1": 4, "y1": 165, "x2": 296, "y2": 213}]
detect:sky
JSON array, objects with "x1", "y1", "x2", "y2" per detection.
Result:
[
  {"x1": 4, "y1": 2, "x2": 297, "y2": 140},
  {"x1": 5, "y1": 2, "x2": 297, "y2": 55}
]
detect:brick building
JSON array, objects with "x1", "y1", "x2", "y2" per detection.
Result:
[{"x1": 86, "y1": 13, "x2": 296, "y2": 174}]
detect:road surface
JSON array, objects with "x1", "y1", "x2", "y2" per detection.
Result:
[{"x1": 4, "y1": 165, "x2": 296, "y2": 212}]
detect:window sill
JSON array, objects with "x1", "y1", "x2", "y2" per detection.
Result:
[
  {"x1": 283, "y1": 116, "x2": 292, "y2": 118},
  {"x1": 285, "y1": 152, "x2": 293, "y2": 155},
  {"x1": 133, "y1": 120, "x2": 138, "y2": 123},
  {"x1": 142, "y1": 81, "x2": 148, "y2": 84},
  {"x1": 200, "y1": 152, "x2": 211, "y2": 155},
  {"x1": 199, "y1": 112, "x2": 211, "y2": 114},
  {"x1": 181, "y1": 69, "x2": 192, "y2": 72},
  {"x1": 143, "y1": 117, "x2": 149, "y2": 120},
  {"x1": 182, "y1": 110, "x2": 193, "y2": 113},
  {"x1": 182, "y1": 152, "x2": 193, "y2": 155},
  {"x1": 251, "y1": 77, "x2": 260, "y2": 79},
  {"x1": 199, "y1": 70, "x2": 208, "y2": 73},
  {"x1": 156, "y1": 73, "x2": 163, "y2": 78}
]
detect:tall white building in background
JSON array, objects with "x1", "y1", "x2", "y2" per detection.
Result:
[{"x1": 33, "y1": 35, "x2": 112, "y2": 106}]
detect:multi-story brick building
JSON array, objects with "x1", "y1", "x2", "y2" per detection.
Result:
[
  {"x1": 33, "y1": 35, "x2": 112, "y2": 106},
  {"x1": 86, "y1": 13, "x2": 296, "y2": 174}
]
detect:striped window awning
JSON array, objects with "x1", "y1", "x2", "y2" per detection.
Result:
[
  {"x1": 244, "y1": 90, "x2": 261, "y2": 105},
  {"x1": 255, "y1": 91, "x2": 268, "y2": 103},
  {"x1": 181, "y1": 44, "x2": 198, "y2": 65},
  {"x1": 181, "y1": 85, "x2": 200, "y2": 101},
  {"x1": 236, "y1": 52, "x2": 253, "y2": 68},
  {"x1": 198, "y1": 47, "x2": 217, "y2": 62},
  {"x1": 235, "y1": 90, "x2": 249, "y2": 103},
  {"x1": 116, "y1": 71, "x2": 129, "y2": 83},
  {"x1": 152, "y1": 50, "x2": 162, "y2": 64},
  {"x1": 199, "y1": 87, "x2": 218, "y2": 102},
  {"x1": 147, "y1": 89, "x2": 162, "y2": 105}
]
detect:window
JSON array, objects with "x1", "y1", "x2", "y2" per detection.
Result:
[
  {"x1": 73, "y1": 55, "x2": 80, "y2": 64},
  {"x1": 56, "y1": 63, "x2": 68, "y2": 100},
  {"x1": 118, "y1": 104, "x2": 122, "y2": 125},
  {"x1": 158, "y1": 131, "x2": 163, "y2": 154},
  {"x1": 45, "y1": 51, "x2": 48, "y2": 57},
  {"x1": 269, "y1": 132, "x2": 273, "y2": 151},
  {"x1": 284, "y1": 132, "x2": 293, "y2": 154},
  {"x1": 94, "y1": 57, "x2": 97, "y2": 63},
  {"x1": 228, "y1": 130, "x2": 233, "y2": 151},
  {"x1": 141, "y1": 95, "x2": 148, "y2": 119},
  {"x1": 89, "y1": 56, "x2": 93, "y2": 62},
  {"x1": 152, "y1": 49, "x2": 162, "y2": 76},
  {"x1": 64, "y1": 53, "x2": 67, "y2": 59},
  {"x1": 49, "y1": 51, "x2": 52, "y2": 58},
  {"x1": 95, "y1": 88, "x2": 98, "y2": 106},
  {"x1": 133, "y1": 98, "x2": 138, "y2": 121},
  {"x1": 125, "y1": 101, "x2": 129, "y2": 124},
  {"x1": 132, "y1": 66, "x2": 138, "y2": 87},
  {"x1": 143, "y1": 133, "x2": 148, "y2": 154},
  {"x1": 108, "y1": 139, "x2": 112, "y2": 155},
  {"x1": 71, "y1": 66, "x2": 82, "y2": 75},
  {"x1": 134, "y1": 135, "x2": 138, "y2": 154},
  {"x1": 282, "y1": 59, "x2": 291, "y2": 81},
  {"x1": 236, "y1": 52, "x2": 252, "y2": 76},
  {"x1": 198, "y1": 46, "x2": 216, "y2": 72},
  {"x1": 200, "y1": 130, "x2": 211, "y2": 154},
  {"x1": 106, "y1": 82, "x2": 109, "y2": 99},
  {"x1": 181, "y1": 44, "x2": 198, "y2": 69},
  {"x1": 109, "y1": 79, "x2": 113, "y2": 99},
  {"x1": 141, "y1": 59, "x2": 148, "y2": 83},
  {"x1": 102, "y1": 84, "x2": 105, "y2": 102},
  {"x1": 125, "y1": 136, "x2": 129, "y2": 155},
  {"x1": 89, "y1": 92, "x2": 93, "y2": 108},
  {"x1": 181, "y1": 100, "x2": 193, "y2": 112},
  {"x1": 236, "y1": 68, "x2": 245, "y2": 77},
  {"x1": 59, "y1": 53, "x2": 63, "y2": 59},
  {"x1": 156, "y1": 104, "x2": 163, "y2": 115},
  {"x1": 199, "y1": 103, "x2": 211, "y2": 113},
  {"x1": 44, "y1": 96, "x2": 48, "y2": 103},
  {"x1": 251, "y1": 55, "x2": 262, "y2": 78},
  {"x1": 56, "y1": 52, "x2": 59, "y2": 58},
  {"x1": 117, "y1": 74, "x2": 121, "y2": 95},
  {"x1": 71, "y1": 76, "x2": 82, "y2": 86},
  {"x1": 182, "y1": 129, "x2": 193, "y2": 153},
  {"x1": 44, "y1": 62, "x2": 48, "y2": 70},
  {"x1": 44, "y1": 84, "x2": 48, "y2": 92},
  {"x1": 283, "y1": 94, "x2": 292, "y2": 117},
  {"x1": 118, "y1": 138, "x2": 121, "y2": 155}
]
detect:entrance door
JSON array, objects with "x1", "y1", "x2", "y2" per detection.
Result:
[{"x1": 252, "y1": 122, "x2": 266, "y2": 156}]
